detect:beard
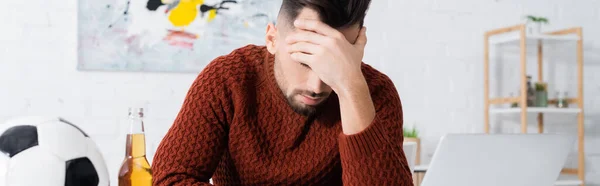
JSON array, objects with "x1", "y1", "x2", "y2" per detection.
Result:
[
  {"x1": 284, "y1": 89, "x2": 330, "y2": 117},
  {"x1": 273, "y1": 55, "x2": 330, "y2": 116}
]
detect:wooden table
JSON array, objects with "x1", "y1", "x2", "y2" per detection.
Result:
[{"x1": 413, "y1": 164, "x2": 428, "y2": 186}]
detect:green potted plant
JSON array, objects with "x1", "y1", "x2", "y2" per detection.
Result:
[
  {"x1": 404, "y1": 127, "x2": 419, "y2": 139},
  {"x1": 525, "y1": 15, "x2": 549, "y2": 34},
  {"x1": 404, "y1": 126, "x2": 420, "y2": 165},
  {"x1": 510, "y1": 92, "x2": 519, "y2": 108},
  {"x1": 534, "y1": 82, "x2": 548, "y2": 107}
]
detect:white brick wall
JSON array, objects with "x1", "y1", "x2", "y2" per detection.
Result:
[{"x1": 0, "y1": 0, "x2": 599, "y2": 185}]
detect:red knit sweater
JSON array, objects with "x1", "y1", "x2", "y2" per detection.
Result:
[{"x1": 151, "y1": 45, "x2": 413, "y2": 185}]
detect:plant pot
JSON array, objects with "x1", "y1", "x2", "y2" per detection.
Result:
[
  {"x1": 404, "y1": 137, "x2": 421, "y2": 165},
  {"x1": 534, "y1": 90, "x2": 548, "y2": 107},
  {"x1": 527, "y1": 22, "x2": 542, "y2": 34}
]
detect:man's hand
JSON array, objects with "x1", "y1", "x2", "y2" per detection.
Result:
[
  {"x1": 285, "y1": 19, "x2": 367, "y2": 94},
  {"x1": 285, "y1": 19, "x2": 375, "y2": 135}
]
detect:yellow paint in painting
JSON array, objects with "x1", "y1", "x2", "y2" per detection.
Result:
[
  {"x1": 207, "y1": 9, "x2": 217, "y2": 22},
  {"x1": 168, "y1": 0, "x2": 204, "y2": 27}
]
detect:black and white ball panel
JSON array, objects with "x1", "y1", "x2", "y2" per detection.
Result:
[
  {"x1": 59, "y1": 118, "x2": 89, "y2": 137},
  {"x1": 0, "y1": 125, "x2": 38, "y2": 158},
  {"x1": 6, "y1": 146, "x2": 66, "y2": 185},
  {"x1": 85, "y1": 137, "x2": 110, "y2": 186},
  {"x1": 36, "y1": 119, "x2": 88, "y2": 161},
  {"x1": 65, "y1": 157, "x2": 99, "y2": 186}
]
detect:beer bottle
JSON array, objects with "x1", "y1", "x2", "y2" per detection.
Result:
[{"x1": 118, "y1": 107, "x2": 152, "y2": 186}]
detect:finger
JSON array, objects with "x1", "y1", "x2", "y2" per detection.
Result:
[
  {"x1": 285, "y1": 30, "x2": 330, "y2": 45},
  {"x1": 294, "y1": 19, "x2": 343, "y2": 38},
  {"x1": 290, "y1": 52, "x2": 314, "y2": 65},
  {"x1": 288, "y1": 42, "x2": 322, "y2": 55},
  {"x1": 354, "y1": 26, "x2": 367, "y2": 47}
]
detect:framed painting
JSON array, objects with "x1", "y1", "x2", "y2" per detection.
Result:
[{"x1": 77, "y1": 0, "x2": 281, "y2": 72}]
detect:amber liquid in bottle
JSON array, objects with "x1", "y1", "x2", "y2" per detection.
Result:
[{"x1": 118, "y1": 108, "x2": 152, "y2": 186}]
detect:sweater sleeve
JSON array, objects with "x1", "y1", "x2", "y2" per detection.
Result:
[
  {"x1": 151, "y1": 58, "x2": 231, "y2": 186},
  {"x1": 337, "y1": 74, "x2": 413, "y2": 186}
]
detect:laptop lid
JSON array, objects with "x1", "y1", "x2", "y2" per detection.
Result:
[{"x1": 420, "y1": 133, "x2": 575, "y2": 186}]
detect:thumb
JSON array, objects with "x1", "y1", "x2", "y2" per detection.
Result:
[{"x1": 354, "y1": 26, "x2": 367, "y2": 47}]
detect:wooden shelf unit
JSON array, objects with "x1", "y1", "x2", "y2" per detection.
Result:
[{"x1": 483, "y1": 24, "x2": 585, "y2": 185}]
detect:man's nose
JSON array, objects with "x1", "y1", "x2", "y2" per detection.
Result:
[{"x1": 307, "y1": 72, "x2": 326, "y2": 96}]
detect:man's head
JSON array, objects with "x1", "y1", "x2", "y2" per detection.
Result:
[{"x1": 265, "y1": 0, "x2": 371, "y2": 116}]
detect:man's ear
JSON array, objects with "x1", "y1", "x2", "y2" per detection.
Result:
[{"x1": 265, "y1": 22, "x2": 277, "y2": 54}]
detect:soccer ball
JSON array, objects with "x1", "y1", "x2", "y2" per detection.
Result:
[{"x1": 0, "y1": 116, "x2": 109, "y2": 186}]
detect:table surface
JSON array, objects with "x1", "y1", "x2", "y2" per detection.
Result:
[{"x1": 414, "y1": 165, "x2": 428, "y2": 172}]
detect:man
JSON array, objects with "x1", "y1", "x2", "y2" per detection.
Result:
[{"x1": 151, "y1": 0, "x2": 413, "y2": 185}]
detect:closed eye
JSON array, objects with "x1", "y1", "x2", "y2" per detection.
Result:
[{"x1": 299, "y1": 63, "x2": 311, "y2": 69}]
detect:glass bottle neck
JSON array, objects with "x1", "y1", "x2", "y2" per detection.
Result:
[
  {"x1": 128, "y1": 108, "x2": 145, "y2": 134},
  {"x1": 126, "y1": 108, "x2": 146, "y2": 158}
]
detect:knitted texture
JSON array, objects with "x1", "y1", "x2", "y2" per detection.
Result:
[{"x1": 151, "y1": 45, "x2": 413, "y2": 185}]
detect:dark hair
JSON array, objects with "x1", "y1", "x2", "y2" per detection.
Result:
[{"x1": 279, "y1": 0, "x2": 371, "y2": 29}]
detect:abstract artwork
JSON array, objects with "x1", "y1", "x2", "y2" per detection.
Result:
[{"x1": 78, "y1": 0, "x2": 282, "y2": 72}]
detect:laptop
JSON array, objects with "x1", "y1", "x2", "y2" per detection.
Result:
[{"x1": 420, "y1": 133, "x2": 576, "y2": 186}]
